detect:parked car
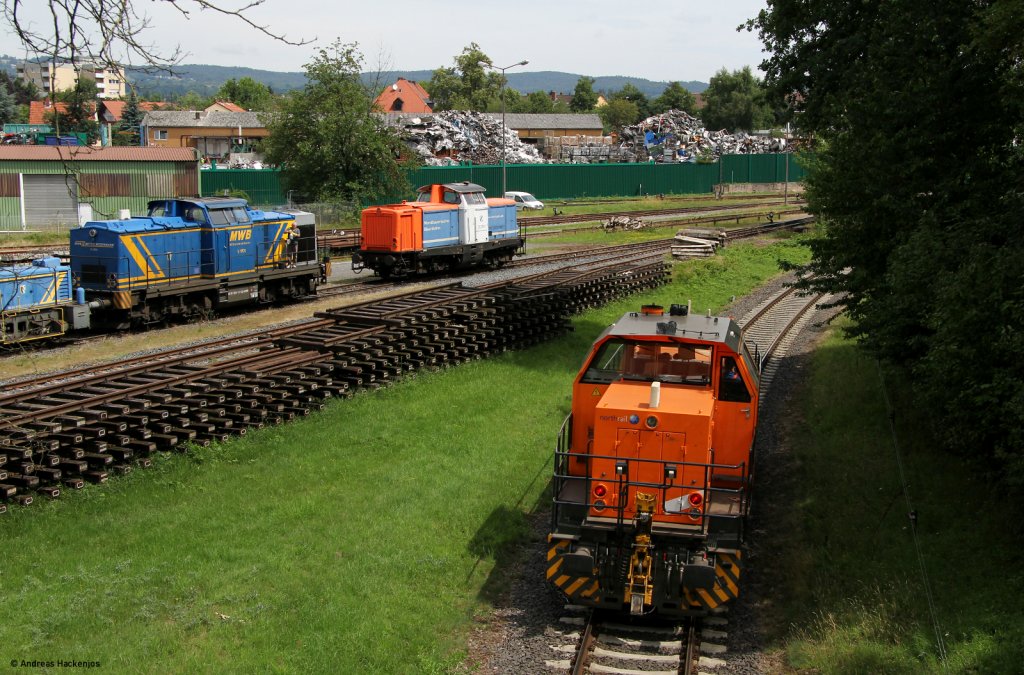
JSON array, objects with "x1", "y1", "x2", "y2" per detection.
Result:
[{"x1": 504, "y1": 191, "x2": 544, "y2": 210}]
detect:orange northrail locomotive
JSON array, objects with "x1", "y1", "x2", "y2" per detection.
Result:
[{"x1": 548, "y1": 303, "x2": 757, "y2": 616}]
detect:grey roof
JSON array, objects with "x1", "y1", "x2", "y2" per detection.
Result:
[
  {"x1": 489, "y1": 113, "x2": 603, "y2": 130},
  {"x1": 141, "y1": 110, "x2": 266, "y2": 128},
  {"x1": 381, "y1": 112, "x2": 602, "y2": 131}
]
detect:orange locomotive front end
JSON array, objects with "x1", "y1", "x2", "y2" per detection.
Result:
[{"x1": 548, "y1": 303, "x2": 758, "y2": 616}]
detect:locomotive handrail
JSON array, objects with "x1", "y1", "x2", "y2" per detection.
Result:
[{"x1": 553, "y1": 444, "x2": 750, "y2": 527}]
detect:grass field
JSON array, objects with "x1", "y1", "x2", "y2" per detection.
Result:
[
  {"x1": 0, "y1": 238, "x2": 810, "y2": 673},
  {"x1": 767, "y1": 318, "x2": 1024, "y2": 673}
]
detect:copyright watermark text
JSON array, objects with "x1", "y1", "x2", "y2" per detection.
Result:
[{"x1": 9, "y1": 659, "x2": 101, "y2": 669}]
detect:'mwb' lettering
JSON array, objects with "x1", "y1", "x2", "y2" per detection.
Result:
[{"x1": 230, "y1": 229, "x2": 252, "y2": 242}]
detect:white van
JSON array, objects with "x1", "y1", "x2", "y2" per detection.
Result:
[{"x1": 504, "y1": 191, "x2": 545, "y2": 210}]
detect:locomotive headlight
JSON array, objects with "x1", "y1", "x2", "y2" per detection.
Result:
[
  {"x1": 593, "y1": 500, "x2": 606, "y2": 512},
  {"x1": 593, "y1": 484, "x2": 608, "y2": 498},
  {"x1": 688, "y1": 492, "x2": 704, "y2": 507},
  {"x1": 645, "y1": 415, "x2": 658, "y2": 429}
]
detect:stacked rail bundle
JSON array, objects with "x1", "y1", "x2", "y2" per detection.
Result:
[
  {"x1": 672, "y1": 228, "x2": 725, "y2": 260},
  {"x1": 0, "y1": 258, "x2": 670, "y2": 510}
]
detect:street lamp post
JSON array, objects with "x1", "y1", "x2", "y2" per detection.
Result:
[{"x1": 481, "y1": 59, "x2": 528, "y2": 195}]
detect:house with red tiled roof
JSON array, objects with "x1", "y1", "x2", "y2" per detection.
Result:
[
  {"x1": 28, "y1": 100, "x2": 72, "y2": 125},
  {"x1": 374, "y1": 79, "x2": 432, "y2": 114},
  {"x1": 206, "y1": 100, "x2": 246, "y2": 113},
  {"x1": 97, "y1": 100, "x2": 170, "y2": 146}
]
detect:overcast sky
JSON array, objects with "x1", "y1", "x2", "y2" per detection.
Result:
[{"x1": 3, "y1": 0, "x2": 770, "y2": 83}]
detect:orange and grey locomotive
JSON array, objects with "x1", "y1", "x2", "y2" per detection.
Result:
[{"x1": 548, "y1": 303, "x2": 757, "y2": 616}]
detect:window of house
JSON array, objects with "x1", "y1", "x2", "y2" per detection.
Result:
[{"x1": 154, "y1": 129, "x2": 168, "y2": 140}]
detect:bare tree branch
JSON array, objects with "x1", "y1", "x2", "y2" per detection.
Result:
[{"x1": 3, "y1": 0, "x2": 312, "y2": 74}]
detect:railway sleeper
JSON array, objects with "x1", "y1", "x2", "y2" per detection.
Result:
[
  {"x1": 37, "y1": 485, "x2": 61, "y2": 499},
  {"x1": 53, "y1": 415, "x2": 86, "y2": 428},
  {"x1": 148, "y1": 433, "x2": 180, "y2": 448},
  {"x1": 35, "y1": 467, "x2": 62, "y2": 482},
  {"x1": 83, "y1": 470, "x2": 108, "y2": 484},
  {"x1": 83, "y1": 452, "x2": 114, "y2": 468},
  {"x1": 63, "y1": 477, "x2": 85, "y2": 489}
]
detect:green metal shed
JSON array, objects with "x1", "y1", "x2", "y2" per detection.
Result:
[{"x1": 0, "y1": 146, "x2": 199, "y2": 231}]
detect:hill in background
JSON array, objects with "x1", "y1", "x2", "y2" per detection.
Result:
[{"x1": 0, "y1": 57, "x2": 706, "y2": 100}]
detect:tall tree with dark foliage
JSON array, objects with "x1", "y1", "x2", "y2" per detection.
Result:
[{"x1": 749, "y1": 0, "x2": 1024, "y2": 483}]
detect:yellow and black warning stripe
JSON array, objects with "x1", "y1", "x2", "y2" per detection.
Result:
[
  {"x1": 546, "y1": 537, "x2": 599, "y2": 601},
  {"x1": 685, "y1": 550, "x2": 742, "y2": 611}
]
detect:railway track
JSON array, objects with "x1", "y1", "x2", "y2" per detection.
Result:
[
  {"x1": 0, "y1": 255, "x2": 672, "y2": 513},
  {"x1": 550, "y1": 607, "x2": 725, "y2": 675}
]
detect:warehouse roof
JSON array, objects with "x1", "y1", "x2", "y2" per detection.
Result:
[
  {"x1": 141, "y1": 110, "x2": 266, "y2": 128},
  {"x1": 0, "y1": 146, "x2": 197, "y2": 161},
  {"x1": 382, "y1": 112, "x2": 603, "y2": 131},
  {"x1": 486, "y1": 113, "x2": 603, "y2": 130}
]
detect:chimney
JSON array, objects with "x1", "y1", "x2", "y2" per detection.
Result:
[{"x1": 194, "y1": 111, "x2": 201, "y2": 120}]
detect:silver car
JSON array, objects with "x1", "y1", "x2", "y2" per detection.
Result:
[{"x1": 504, "y1": 191, "x2": 545, "y2": 210}]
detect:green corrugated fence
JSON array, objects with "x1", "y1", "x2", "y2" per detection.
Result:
[
  {"x1": 200, "y1": 168, "x2": 286, "y2": 205},
  {"x1": 198, "y1": 154, "x2": 807, "y2": 207}
]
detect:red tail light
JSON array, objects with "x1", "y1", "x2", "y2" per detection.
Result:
[
  {"x1": 593, "y1": 484, "x2": 608, "y2": 498},
  {"x1": 688, "y1": 492, "x2": 703, "y2": 507}
]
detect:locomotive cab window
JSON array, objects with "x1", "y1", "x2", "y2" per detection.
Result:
[
  {"x1": 719, "y1": 356, "x2": 751, "y2": 402},
  {"x1": 581, "y1": 339, "x2": 712, "y2": 386},
  {"x1": 463, "y1": 192, "x2": 487, "y2": 206},
  {"x1": 231, "y1": 207, "x2": 251, "y2": 224},
  {"x1": 442, "y1": 190, "x2": 460, "y2": 205},
  {"x1": 209, "y1": 208, "x2": 238, "y2": 226},
  {"x1": 183, "y1": 207, "x2": 208, "y2": 224}
]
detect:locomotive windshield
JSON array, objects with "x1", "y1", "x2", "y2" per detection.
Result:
[{"x1": 581, "y1": 338, "x2": 713, "y2": 386}]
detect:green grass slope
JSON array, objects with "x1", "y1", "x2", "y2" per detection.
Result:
[{"x1": 2, "y1": 238, "x2": 806, "y2": 672}]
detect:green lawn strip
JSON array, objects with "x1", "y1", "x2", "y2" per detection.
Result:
[
  {"x1": 517, "y1": 193, "x2": 783, "y2": 221},
  {"x1": 0, "y1": 238, "x2": 808, "y2": 672},
  {"x1": 526, "y1": 212, "x2": 797, "y2": 246},
  {"x1": 774, "y1": 318, "x2": 1024, "y2": 674}
]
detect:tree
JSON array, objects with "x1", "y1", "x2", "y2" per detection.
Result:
[
  {"x1": 749, "y1": 1, "x2": 1024, "y2": 483},
  {"x1": 598, "y1": 98, "x2": 640, "y2": 133},
  {"x1": 217, "y1": 77, "x2": 273, "y2": 111},
  {"x1": 0, "y1": 71, "x2": 38, "y2": 106},
  {"x1": 513, "y1": 91, "x2": 557, "y2": 114},
  {"x1": 652, "y1": 82, "x2": 697, "y2": 115},
  {"x1": 700, "y1": 67, "x2": 773, "y2": 131},
  {"x1": 263, "y1": 40, "x2": 409, "y2": 204},
  {"x1": 609, "y1": 84, "x2": 652, "y2": 120},
  {"x1": 114, "y1": 89, "x2": 144, "y2": 146},
  {"x1": 0, "y1": 83, "x2": 16, "y2": 127},
  {"x1": 570, "y1": 76, "x2": 599, "y2": 112},
  {"x1": 51, "y1": 75, "x2": 99, "y2": 142},
  {"x1": 173, "y1": 91, "x2": 213, "y2": 111},
  {"x1": 425, "y1": 43, "x2": 506, "y2": 111}
]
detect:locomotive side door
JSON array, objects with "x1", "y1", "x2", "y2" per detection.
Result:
[
  {"x1": 711, "y1": 354, "x2": 757, "y2": 486},
  {"x1": 458, "y1": 191, "x2": 489, "y2": 246}
]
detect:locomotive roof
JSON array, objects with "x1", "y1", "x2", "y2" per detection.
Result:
[
  {"x1": 417, "y1": 182, "x2": 486, "y2": 194},
  {"x1": 146, "y1": 197, "x2": 249, "y2": 210},
  {"x1": 600, "y1": 308, "x2": 744, "y2": 353}
]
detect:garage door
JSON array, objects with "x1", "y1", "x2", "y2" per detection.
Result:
[{"x1": 23, "y1": 174, "x2": 79, "y2": 228}]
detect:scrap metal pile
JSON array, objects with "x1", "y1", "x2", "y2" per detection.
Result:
[
  {"x1": 392, "y1": 112, "x2": 546, "y2": 166},
  {"x1": 539, "y1": 135, "x2": 625, "y2": 163},
  {"x1": 619, "y1": 110, "x2": 791, "y2": 163}
]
